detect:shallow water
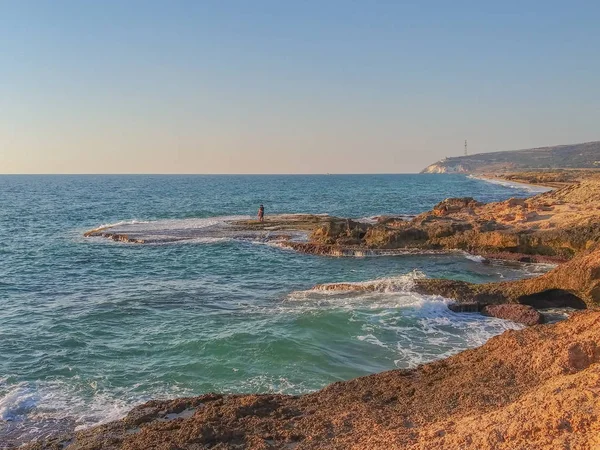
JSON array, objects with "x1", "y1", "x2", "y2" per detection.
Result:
[{"x1": 0, "y1": 174, "x2": 549, "y2": 446}]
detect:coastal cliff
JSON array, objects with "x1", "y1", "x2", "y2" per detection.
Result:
[
  {"x1": 421, "y1": 140, "x2": 600, "y2": 174},
  {"x1": 421, "y1": 160, "x2": 469, "y2": 173},
  {"x1": 24, "y1": 310, "x2": 600, "y2": 450}
]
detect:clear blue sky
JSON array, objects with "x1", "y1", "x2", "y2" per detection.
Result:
[{"x1": 1, "y1": 0, "x2": 599, "y2": 173}]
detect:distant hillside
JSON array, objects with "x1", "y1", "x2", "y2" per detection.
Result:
[{"x1": 421, "y1": 141, "x2": 600, "y2": 174}]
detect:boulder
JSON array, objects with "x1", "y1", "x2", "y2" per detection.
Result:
[
  {"x1": 482, "y1": 304, "x2": 543, "y2": 326},
  {"x1": 414, "y1": 246, "x2": 600, "y2": 308},
  {"x1": 448, "y1": 302, "x2": 481, "y2": 313},
  {"x1": 432, "y1": 197, "x2": 482, "y2": 216}
]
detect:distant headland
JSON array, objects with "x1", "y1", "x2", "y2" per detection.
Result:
[{"x1": 421, "y1": 140, "x2": 600, "y2": 174}]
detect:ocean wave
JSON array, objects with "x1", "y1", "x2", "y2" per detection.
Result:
[
  {"x1": 357, "y1": 334, "x2": 389, "y2": 348},
  {"x1": 0, "y1": 378, "x2": 198, "y2": 446},
  {"x1": 92, "y1": 219, "x2": 150, "y2": 230},
  {"x1": 288, "y1": 270, "x2": 426, "y2": 299},
  {"x1": 463, "y1": 253, "x2": 488, "y2": 263},
  {"x1": 0, "y1": 380, "x2": 133, "y2": 428},
  {"x1": 0, "y1": 382, "x2": 38, "y2": 422},
  {"x1": 282, "y1": 280, "x2": 524, "y2": 370}
]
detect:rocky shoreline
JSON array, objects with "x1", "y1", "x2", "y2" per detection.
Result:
[
  {"x1": 278, "y1": 176, "x2": 600, "y2": 260},
  {"x1": 62, "y1": 172, "x2": 600, "y2": 450},
  {"x1": 84, "y1": 174, "x2": 600, "y2": 265},
  {"x1": 23, "y1": 310, "x2": 600, "y2": 450},
  {"x1": 235, "y1": 173, "x2": 600, "y2": 324}
]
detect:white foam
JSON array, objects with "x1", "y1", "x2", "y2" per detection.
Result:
[
  {"x1": 464, "y1": 253, "x2": 487, "y2": 263},
  {"x1": 0, "y1": 379, "x2": 143, "y2": 430},
  {"x1": 469, "y1": 175, "x2": 553, "y2": 193},
  {"x1": 223, "y1": 375, "x2": 313, "y2": 396},
  {"x1": 521, "y1": 262, "x2": 558, "y2": 274},
  {"x1": 0, "y1": 382, "x2": 38, "y2": 421},
  {"x1": 282, "y1": 271, "x2": 524, "y2": 370},
  {"x1": 289, "y1": 270, "x2": 426, "y2": 299},
  {"x1": 356, "y1": 215, "x2": 414, "y2": 224},
  {"x1": 92, "y1": 219, "x2": 149, "y2": 230},
  {"x1": 355, "y1": 217, "x2": 379, "y2": 224},
  {"x1": 357, "y1": 334, "x2": 389, "y2": 348},
  {"x1": 83, "y1": 215, "x2": 312, "y2": 246}
]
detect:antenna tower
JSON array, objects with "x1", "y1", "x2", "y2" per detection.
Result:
[{"x1": 464, "y1": 139, "x2": 468, "y2": 156}]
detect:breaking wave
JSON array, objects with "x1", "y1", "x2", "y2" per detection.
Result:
[
  {"x1": 294, "y1": 270, "x2": 426, "y2": 296},
  {"x1": 281, "y1": 272, "x2": 524, "y2": 371},
  {"x1": 463, "y1": 253, "x2": 488, "y2": 263}
]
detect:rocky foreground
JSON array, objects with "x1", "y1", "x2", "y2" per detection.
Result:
[{"x1": 24, "y1": 310, "x2": 600, "y2": 450}]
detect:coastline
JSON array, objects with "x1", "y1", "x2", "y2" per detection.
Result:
[
  {"x1": 23, "y1": 311, "x2": 600, "y2": 450},
  {"x1": 28, "y1": 171, "x2": 600, "y2": 449},
  {"x1": 468, "y1": 174, "x2": 556, "y2": 192}
]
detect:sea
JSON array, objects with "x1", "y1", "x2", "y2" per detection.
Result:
[{"x1": 0, "y1": 174, "x2": 552, "y2": 447}]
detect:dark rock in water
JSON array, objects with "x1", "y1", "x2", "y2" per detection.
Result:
[
  {"x1": 448, "y1": 302, "x2": 482, "y2": 313},
  {"x1": 519, "y1": 289, "x2": 587, "y2": 309},
  {"x1": 518, "y1": 256, "x2": 535, "y2": 263},
  {"x1": 414, "y1": 245, "x2": 600, "y2": 309},
  {"x1": 482, "y1": 304, "x2": 543, "y2": 326},
  {"x1": 448, "y1": 301, "x2": 545, "y2": 326}
]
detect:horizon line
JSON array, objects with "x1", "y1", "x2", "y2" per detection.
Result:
[{"x1": 0, "y1": 172, "x2": 429, "y2": 176}]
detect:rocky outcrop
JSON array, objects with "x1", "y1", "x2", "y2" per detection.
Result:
[
  {"x1": 85, "y1": 176, "x2": 600, "y2": 262},
  {"x1": 63, "y1": 172, "x2": 600, "y2": 449},
  {"x1": 25, "y1": 311, "x2": 600, "y2": 450},
  {"x1": 298, "y1": 176, "x2": 600, "y2": 260},
  {"x1": 481, "y1": 304, "x2": 543, "y2": 326},
  {"x1": 414, "y1": 245, "x2": 600, "y2": 308},
  {"x1": 306, "y1": 242, "x2": 599, "y2": 316},
  {"x1": 310, "y1": 219, "x2": 370, "y2": 245},
  {"x1": 84, "y1": 231, "x2": 146, "y2": 244}
]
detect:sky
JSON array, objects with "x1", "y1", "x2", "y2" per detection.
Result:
[{"x1": 1, "y1": 1, "x2": 599, "y2": 174}]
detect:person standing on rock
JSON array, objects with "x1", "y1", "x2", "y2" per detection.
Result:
[{"x1": 257, "y1": 204, "x2": 265, "y2": 222}]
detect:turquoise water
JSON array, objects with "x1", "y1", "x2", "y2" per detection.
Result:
[{"x1": 0, "y1": 174, "x2": 550, "y2": 445}]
